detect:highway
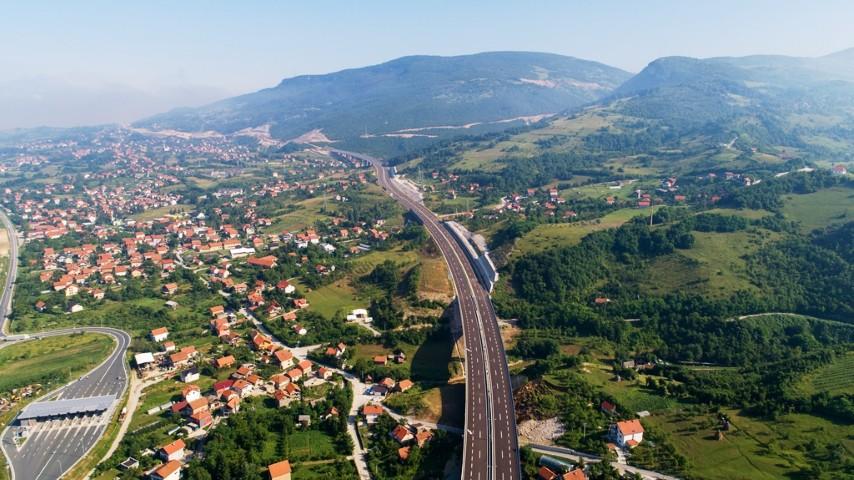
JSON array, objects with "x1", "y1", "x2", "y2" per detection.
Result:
[
  {"x1": 0, "y1": 211, "x2": 132, "y2": 480},
  {"x1": 0, "y1": 210, "x2": 19, "y2": 336},
  {"x1": 335, "y1": 150, "x2": 520, "y2": 480}
]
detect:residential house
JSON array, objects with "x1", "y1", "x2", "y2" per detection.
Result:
[
  {"x1": 215, "y1": 355, "x2": 235, "y2": 369},
  {"x1": 182, "y1": 398, "x2": 210, "y2": 417},
  {"x1": 247, "y1": 255, "x2": 277, "y2": 269},
  {"x1": 180, "y1": 367, "x2": 200, "y2": 383},
  {"x1": 158, "y1": 439, "x2": 186, "y2": 462},
  {"x1": 150, "y1": 327, "x2": 169, "y2": 342},
  {"x1": 268, "y1": 460, "x2": 292, "y2": 480},
  {"x1": 390, "y1": 424, "x2": 414, "y2": 444},
  {"x1": 611, "y1": 419, "x2": 644, "y2": 448},
  {"x1": 274, "y1": 349, "x2": 294, "y2": 369},
  {"x1": 150, "y1": 461, "x2": 181, "y2": 480},
  {"x1": 190, "y1": 411, "x2": 213, "y2": 429},
  {"x1": 362, "y1": 404, "x2": 383, "y2": 424}
]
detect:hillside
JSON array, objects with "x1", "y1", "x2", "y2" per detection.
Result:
[
  {"x1": 134, "y1": 52, "x2": 631, "y2": 150},
  {"x1": 395, "y1": 49, "x2": 854, "y2": 187}
]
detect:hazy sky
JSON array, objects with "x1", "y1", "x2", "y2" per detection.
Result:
[{"x1": 2, "y1": 0, "x2": 853, "y2": 130}]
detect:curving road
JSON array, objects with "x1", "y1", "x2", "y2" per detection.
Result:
[
  {"x1": 335, "y1": 150, "x2": 521, "y2": 480},
  {"x1": 0, "y1": 210, "x2": 132, "y2": 480}
]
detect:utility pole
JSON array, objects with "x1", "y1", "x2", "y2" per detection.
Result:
[{"x1": 649, "y1": 198, "x2": 655, "y2": 226}]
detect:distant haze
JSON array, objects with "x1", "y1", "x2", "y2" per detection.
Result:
[{"x1": 2, "y1": 0, "x2": 853, "y2": 130}]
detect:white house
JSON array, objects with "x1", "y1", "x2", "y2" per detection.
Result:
[
  {"x1": 158, "y1": 439, "x2": 186, "y2": 462},
  {"x1": 346, "y1": 308, "x2": 373, "y2": 323},
  {"x1": 150, "y1": 327, "x2": 169, "y2": 342},
  {"x1": 611, "y1": 419, "x2": 644, "y2": 448}
]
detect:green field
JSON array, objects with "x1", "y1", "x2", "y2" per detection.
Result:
[
  {"x1": 0, "y1": 333, "x2": 115, "y2": 394},
  {"x1": 646, "y1": 409, "x2": 853, "y2": 480},
  {"x1": 267, "y1": 196, "x2": 330, "y2": 232},
  {"x1": 514, "y1": 208, "x2": 643, "y2": 255},
  {"x1": 295, "y1": 278, "x2": 365, "y2": 319},
  {"x1": 642, "y1": 229, "x2": 780, "y2": 298},
  {"x1": 704, "y1": 208, "x2": 772, "y2": 220},
  {"x1": 130, "y1": 203, "x2": 193, "y2": 221},
  {"x1": 781, "y1": 186, "x2": 854, "y2": 232},
  {"x1": 284, "y1": 430, "x2": 337, "y2": 460},
  {"x1": 796, "y1": 352, "x2": 854, "y2": 396}
]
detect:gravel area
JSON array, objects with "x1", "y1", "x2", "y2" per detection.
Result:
[{"x1": 518, "y1": 417, "x2": 566, "y2": 445}]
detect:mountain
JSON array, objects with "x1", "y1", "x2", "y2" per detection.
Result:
[
  {"x1": 608, "y1": 50, "x2": 854, "y2": 143},
  {"x1": 393, "y1": 49, "x2": 854, "y2": 183},
  {"x1": 135, "y1": 52, "x2": 632, "y2": 146}
]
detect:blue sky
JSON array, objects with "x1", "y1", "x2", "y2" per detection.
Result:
[{"x1": 1, "y1": 0, "x2": 853, "y2": 129}]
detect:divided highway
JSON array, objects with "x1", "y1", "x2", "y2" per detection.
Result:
[
  {"x1": 0, "y1": 211, "x2": 19, "y2": 335},
  {"x1": 337, "y1": 150, "x2": 521, "y2": 480},
  {"x1": 0, "y1": 210, "x2": 132, "y2": 480}
]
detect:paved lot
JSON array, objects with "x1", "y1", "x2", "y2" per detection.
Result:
[{"x1": 1, "y1": 327, "x2": 130, "y2": 480}]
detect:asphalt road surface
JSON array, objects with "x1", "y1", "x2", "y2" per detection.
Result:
[
  {"x1": 336, "y1": 150, "x2": 521, "y2": 480},
  {"x1": 0, "y1": 210, "x2": 19, "y2": 335},
  {"x1": 0, "y1": 211, "x2": 132, "y2": 480}
]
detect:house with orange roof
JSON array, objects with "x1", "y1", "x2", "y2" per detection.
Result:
[
  {"x1": 190, "y1": 411, "x2": 212, "y2": 429},
  {"x1": 562, "y1": 469, "x2": 587, "y2": 480},
  {"x1": 215, "y1": 355, "x2": 235, "y2": 369},
  {"x1": 150, "y1": 460, "x2": 181, "y2": 480},
  {"x1": 611, "y1": 419, "x2": 644, "y2": 448},
  {"x1": 158, "y1": 438, "x2": 186, "y2": 462},
  {"x1": 247, "y1": 255, "x2": 277, "y2": 269},
  {"x1": 270, "y1": 374, "x2": 290, "y2": 389},
  {"x1": 362, "y1": 403, "x2": 383, "y2": 424},
  {"x1": 390, "y1": 424, "x2": 414, "y2": 444},
  {"x1": 286, "y1": 368, "x2": 303, "y2": 382},
  {"x1": 415, "y1": 429, "x2": 433, "y2": 447},
  {"x1": 182, "y1": 398, "x2": 209, "y2": 417},
  {"x1": 268, "y1": 460, "x2": 291, "y2": 480},
  {"x1": 274, "y1": 349, "x2": 294, "y2": 368},
  {"x1": 150, "y1": 327, "x2": 169, "y2": 342}
]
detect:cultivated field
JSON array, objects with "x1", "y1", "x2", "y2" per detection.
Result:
[{"x1": 797, "y1": 352, "x2": 854, "y2": 396}]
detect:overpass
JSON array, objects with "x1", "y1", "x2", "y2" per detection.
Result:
[{"x1": 334, "y1": 150, "x2": 521, "y2": 480}]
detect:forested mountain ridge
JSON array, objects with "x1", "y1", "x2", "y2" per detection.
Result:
[{"x1": 134, "y1": 52, "x2": 632, "y2": 148}]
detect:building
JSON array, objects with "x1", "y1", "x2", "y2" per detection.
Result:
[
  {"x1": 247, "y1": 255, "x2": 278, "y2": 269},
  {"x1": 180, "y1": 367, "x2": 200, "y2": 383},
  {"x1": 182, "y1": 384, "x2": 201, "y2": 402},
  {"x1": 158, "y1": 439, "x2": 186, "y2": 462},
  {"x1": 150, "y1": 460, "x2": 181, "y2": 480},
  {"x1": 215, "y1": 355, "x2": 235, "y2": 369},
  {"x1": 390, "y1": 424, "x2": 414, "y2": 444},
  {"x1": 362, "y1": 403, "x2": 383, "y2": 424},
  {"x1": 274, "y1": 349, "x2": 294, "y2": 369},
  {"x1": 150, "y1": 327, "x2": 169, "y2": 342},
  {"x1": 190, "y1": 411, "x2": 213, "y2": 429},
  {"x1": 268, "y1": 460, "x2": 292, "y2": 480},
  {"x1": 611, "y1": 419, "x2": 644, "y2": 448}
]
